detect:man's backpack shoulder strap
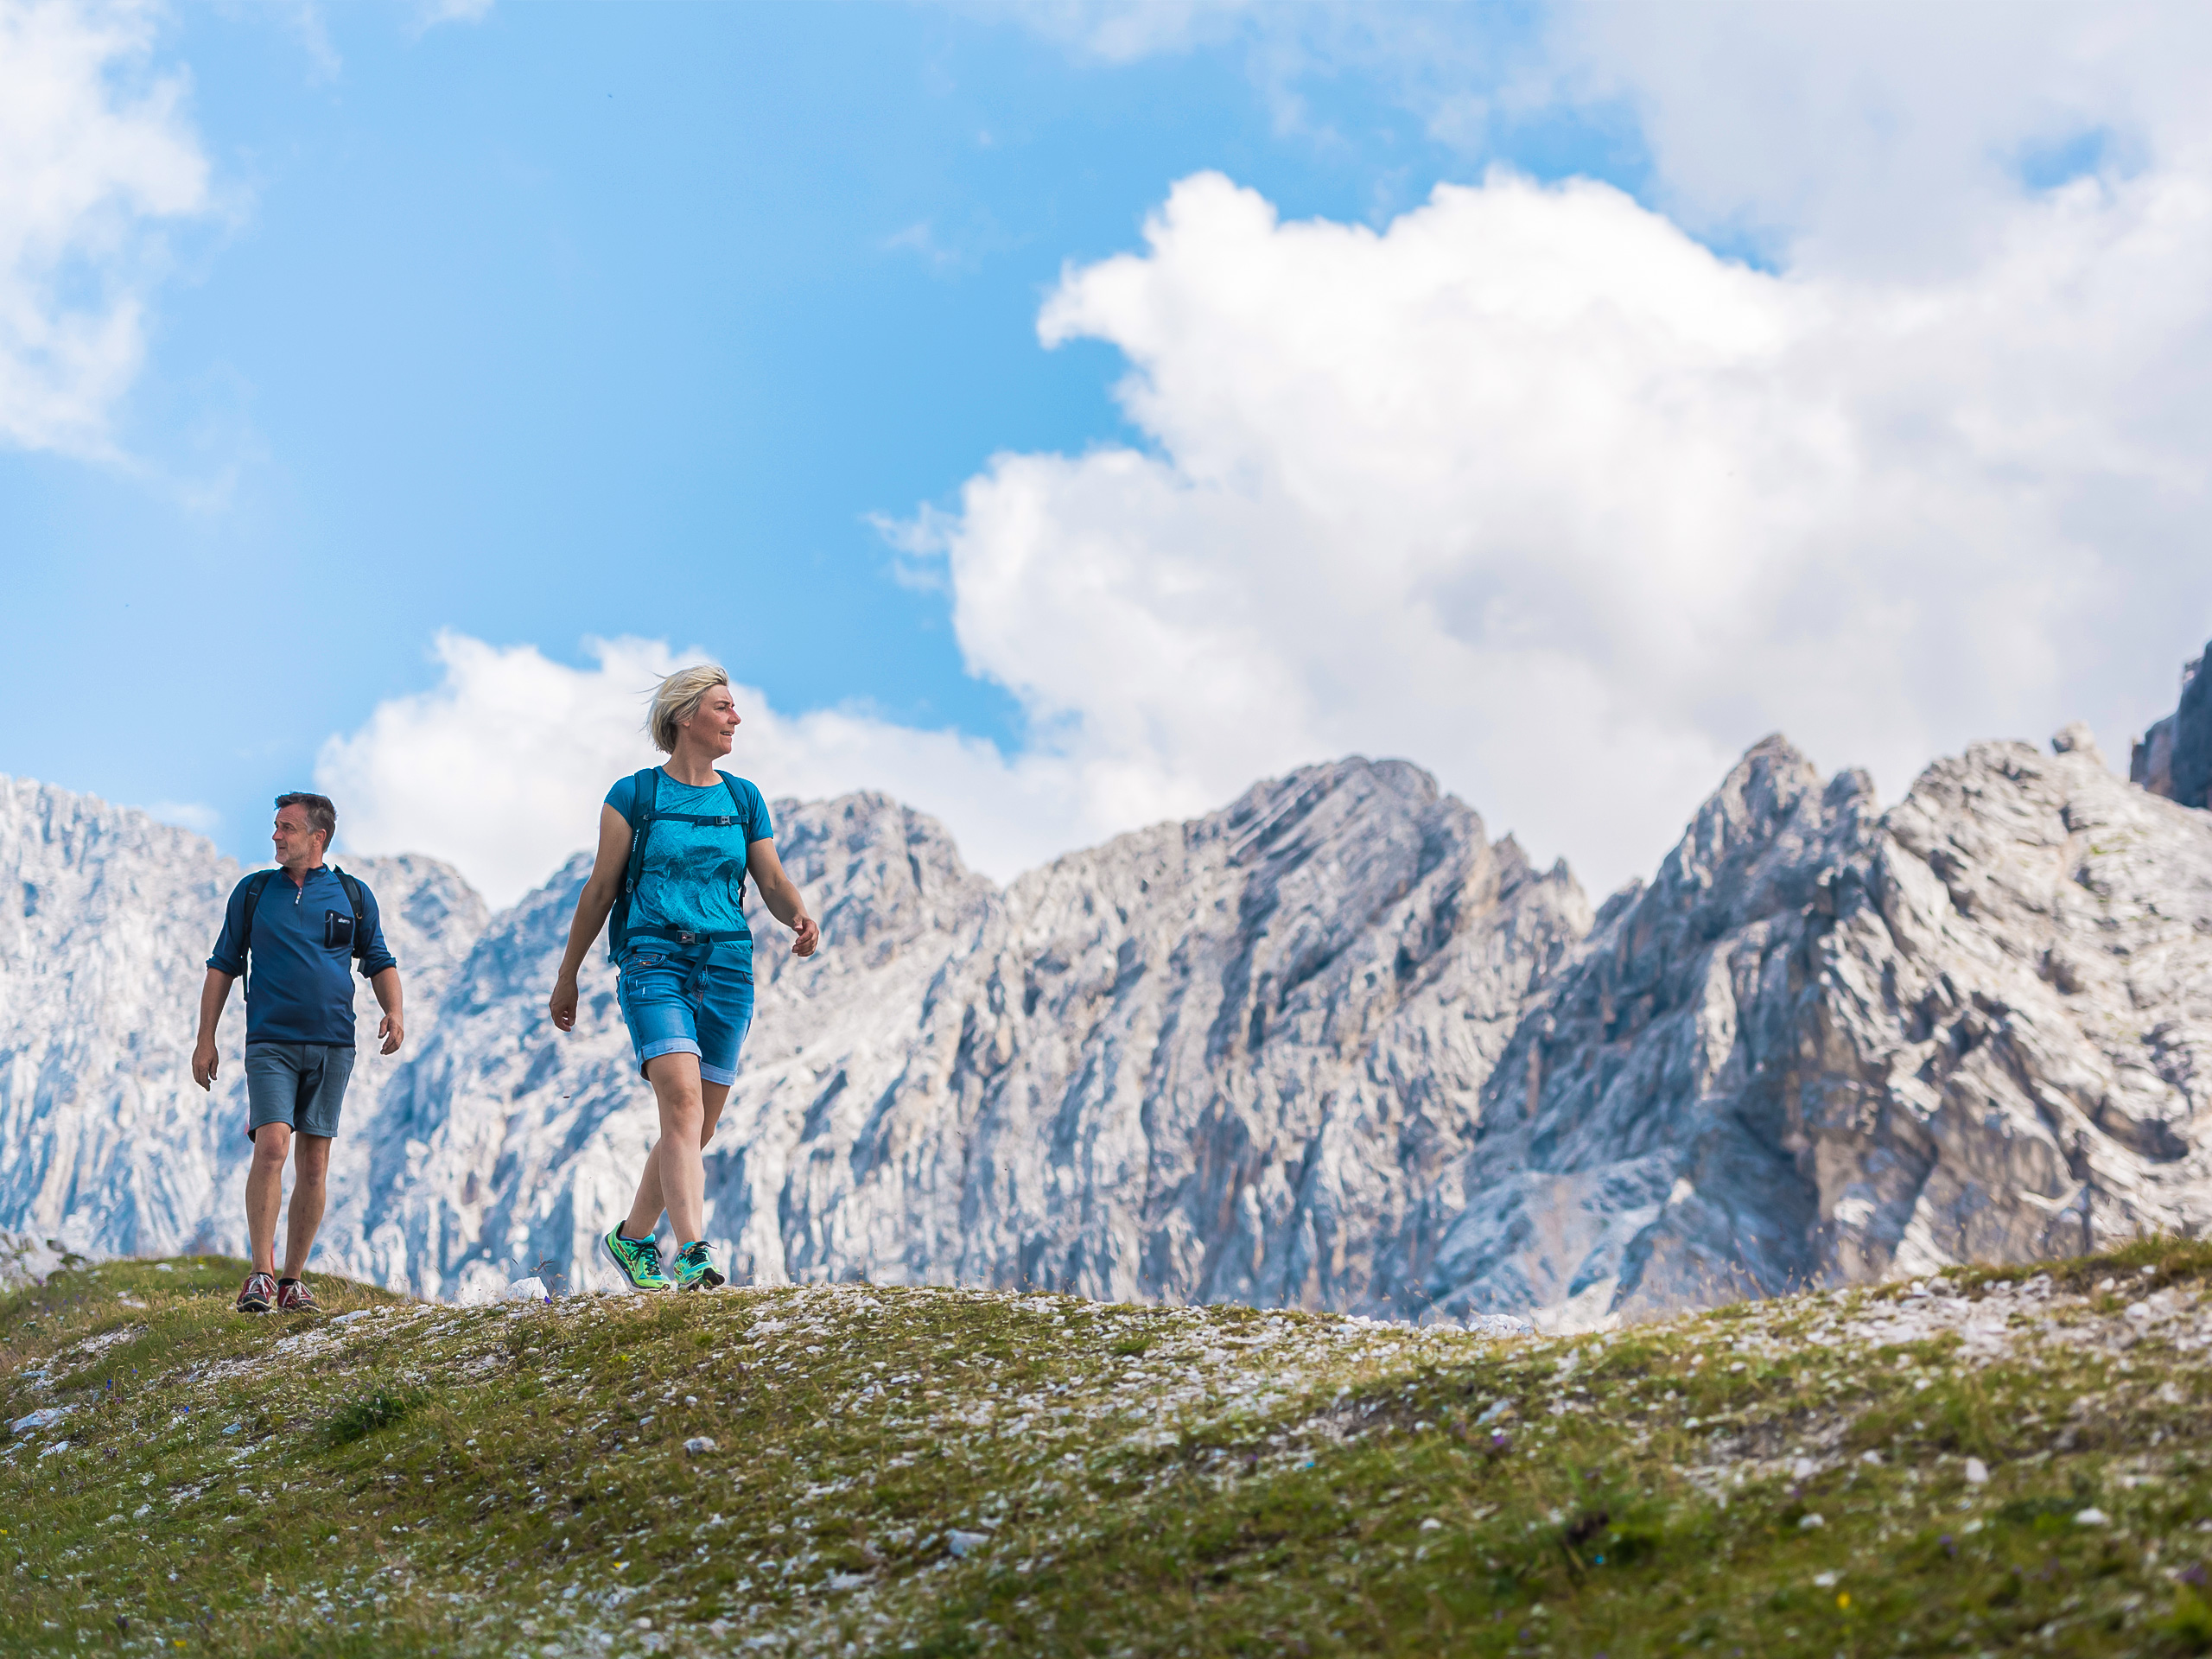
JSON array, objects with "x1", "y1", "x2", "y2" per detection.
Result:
[
  {"x1": 330, "y1": 866, "x2": 372, "y2": 961},
  {"x1": 236, "y1": 869, "x2": 279, "y2": 966}
]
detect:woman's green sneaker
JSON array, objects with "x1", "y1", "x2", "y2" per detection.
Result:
[
  {"x1": 672, "y1": 1240, "x2": 724, "y2": 1292},
  {"x1": 598, "y1": 1227, "x2": 670, "y2": 1292}
]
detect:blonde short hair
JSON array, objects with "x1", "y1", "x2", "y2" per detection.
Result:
[{"x1": 647, "y1": 664, "x2": 731, "y2": 753}]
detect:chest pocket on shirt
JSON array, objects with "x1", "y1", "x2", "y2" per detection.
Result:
[{"x1": 322, "y1": 910, "x2": 356, "y2": 950}]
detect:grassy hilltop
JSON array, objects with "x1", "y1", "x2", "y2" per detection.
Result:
[{"x1": 8, "y1": 1248, "x2": 2212, "y2": 1656}]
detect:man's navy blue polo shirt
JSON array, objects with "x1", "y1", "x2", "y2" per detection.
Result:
[{"x1": 207, "y1": 865, "x2": 397, "y2": 1046}]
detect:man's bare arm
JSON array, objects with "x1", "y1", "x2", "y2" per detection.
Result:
[
  {"x1": 371, "y1": 966, "x2": 404, "y2": 1055},
  {"x1": 192, "y1": 969, "x2": 236, "y2": 1091},
  {"x1": 747, "y1": 839, "x2": 818, "y2": 957}
]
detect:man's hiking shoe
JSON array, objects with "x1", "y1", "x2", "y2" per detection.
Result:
[
  {"x1": 275, "y1": 1278, "x2": 318, "y2": 1313},
  {"x1": 672, "y1": 1241, "x2": 723, "y2": 1292},
  {"x1": 235, "y1": 1272, "x2": 276, "y2": 1314},
  {"x1": 598, "y1": 1227, "x2": 670, "y2": 1292}
]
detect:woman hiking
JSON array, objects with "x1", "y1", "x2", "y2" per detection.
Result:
[{"x1": 549, "y1": 664, "x2": 818, "y2": 1292}]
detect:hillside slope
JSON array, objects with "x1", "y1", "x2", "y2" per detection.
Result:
[{"x1": 8, "y1": 1248, "x2": 2212, "y2": 1656}]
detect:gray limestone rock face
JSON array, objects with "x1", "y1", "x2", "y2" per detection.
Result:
[
  {"x1": 1425, "y1": 732, "x2": 2212, "y2": 1330},
  {"x1": 714, "y1": 758, "x2": 1592, "y2": 1316},
  {"x1": 2133, "y1": 640, "x2": 2211, "y2": 810}
]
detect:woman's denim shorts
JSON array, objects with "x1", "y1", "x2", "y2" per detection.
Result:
[{"x1": 616, "y1": 948, "x2": 754, "y2": 1086}]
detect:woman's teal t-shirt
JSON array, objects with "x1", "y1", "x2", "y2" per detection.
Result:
[{"x1": 604, "y1": 769, "x2": 773, "y2": 960}]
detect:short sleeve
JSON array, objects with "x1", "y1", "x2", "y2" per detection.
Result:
[
  {"x1": 742, "y1": 778, "x2": 772, "y2": 842},
  {"x1": 356, "y1": 884, "x2": 397, "y2": 979},
  {"x1": 604, "y1": 772, "x2": 639, "y2": 821},
  {"x1": 207, "y1": 877, "x2": 252, "y2": 976}
]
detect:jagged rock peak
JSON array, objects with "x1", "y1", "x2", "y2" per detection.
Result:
[
  {"x1": 2132, "y1": 638, "x2": 2212, "y2": 809},
  {"x1": 1427, "y1": 733, "x2": 2212, "y2": 1332}
]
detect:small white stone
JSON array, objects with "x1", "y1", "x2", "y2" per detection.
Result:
[
  {"x1": 683, "y1": 1436, "x2": 715, "y2": 1454},
  {"x1": 1799, "y1": 1513, "x2": 1825, "y2": 1529},
  {"x1": 2074, "y1": 1508, "x2": 2110, "y2": 1526},
  {"x1": 1420, "y1": 1517, "x2": 1443, "y2": 1531},
  {"x1": 1964, "y1": 1458, "x2": 1989, "y2": 1486},
  {"x1": 1813, "y1": 1571, "x2": 1840, "y2": 1588},
  {"x1": 947, "y1": 1529, "x2": 992, "y2": 1557},
  {"x1": 1790, "y1": 1457, "x2": 1816, "y2": 1480}
]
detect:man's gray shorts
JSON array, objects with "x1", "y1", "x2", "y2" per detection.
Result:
[{"x1": 244, "y1": 1042, "x2": 355, "y2": 1141}]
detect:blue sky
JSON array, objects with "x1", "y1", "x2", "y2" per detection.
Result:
[
  {"x1": 4, "y1": 4, "x2": 1593, "y2": 842},
  {"x1": 6, "y1": 2, "x2": 2210, "y2": 904}
]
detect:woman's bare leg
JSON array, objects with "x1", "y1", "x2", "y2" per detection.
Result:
[{"x1": 625, "y1": 1070, "x2": 732, "y2": 1241}]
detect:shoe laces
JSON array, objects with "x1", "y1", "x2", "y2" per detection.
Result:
[
  {"x1": 633, "y1": 1236, "x2": 665, "y2": 1276},
  {"x1": 677, "y1": 1241, "x2": 711, "y2": 1268}
]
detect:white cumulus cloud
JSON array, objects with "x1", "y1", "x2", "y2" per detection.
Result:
[
  {"x1": 903, "y1": 161, "x2": 2212, "y2": 894},
  {"x1": 0, "y1": 0, "x2": 212, "y2": 454},
  {"x1": 330, "y1": 154, "x2": 2212, "y2": 905}
]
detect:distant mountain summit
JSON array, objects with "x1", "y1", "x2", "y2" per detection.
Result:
[
  {"x1": 1433, "y1": 728, "x2": 2212, "y2": 1327},
  {"x1": 2133, "y1": 636, "x2": 2212, "y2": 810},
  {"x1": 3, "y1": 733, "x2": 2209, "y2": 1328}
]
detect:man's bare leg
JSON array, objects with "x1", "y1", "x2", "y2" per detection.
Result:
[
  {"x1": 282, "y1": 1133, "x2": 333, "y2": 1280},
  {"x1": 245, "y1": 1124, "x2": 292, "y2": 1276},
  {"x1": 625, "y1": 1077, "x2": 730, "y2": 1241}
]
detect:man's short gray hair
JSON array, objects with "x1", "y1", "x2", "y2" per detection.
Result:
[
  {"x1": 274, "y1": 791, "x2": 336, "y2": 843},
  {"x1": 647, "y1": 664, "x2": 732, "y2": 753}
]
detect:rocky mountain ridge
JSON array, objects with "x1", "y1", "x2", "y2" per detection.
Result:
[{"x1": 3, "y1": 728, "x2": 2209, "y2": 1329}]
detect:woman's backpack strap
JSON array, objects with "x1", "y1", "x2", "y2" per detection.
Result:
[
  {"x1": 720, "y1": 772, "x2": 753, "y2": 908},
  {"x1": 607, "y1": 766, "x2": 663, "y2": 957}
]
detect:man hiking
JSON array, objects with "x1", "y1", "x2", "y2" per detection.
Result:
[
  {"x1": 548, "y1": 664, "x2": 817, "y2": 1293},
  {"x1": 192, "y1": 792, "x2": 404, "y2": 1314}
]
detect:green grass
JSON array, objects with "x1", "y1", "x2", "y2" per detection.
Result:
[{"x1": 6, "y1": 1244, "x2": 2212, "y2": 1656}]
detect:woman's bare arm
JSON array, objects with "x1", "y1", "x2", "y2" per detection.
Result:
[
  {"x1": 747, "y1": 838, "x2": 819, "y2": 957},
  {"x1": 549, "y1": 804, "x2": 634, "y2": 1030}
]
